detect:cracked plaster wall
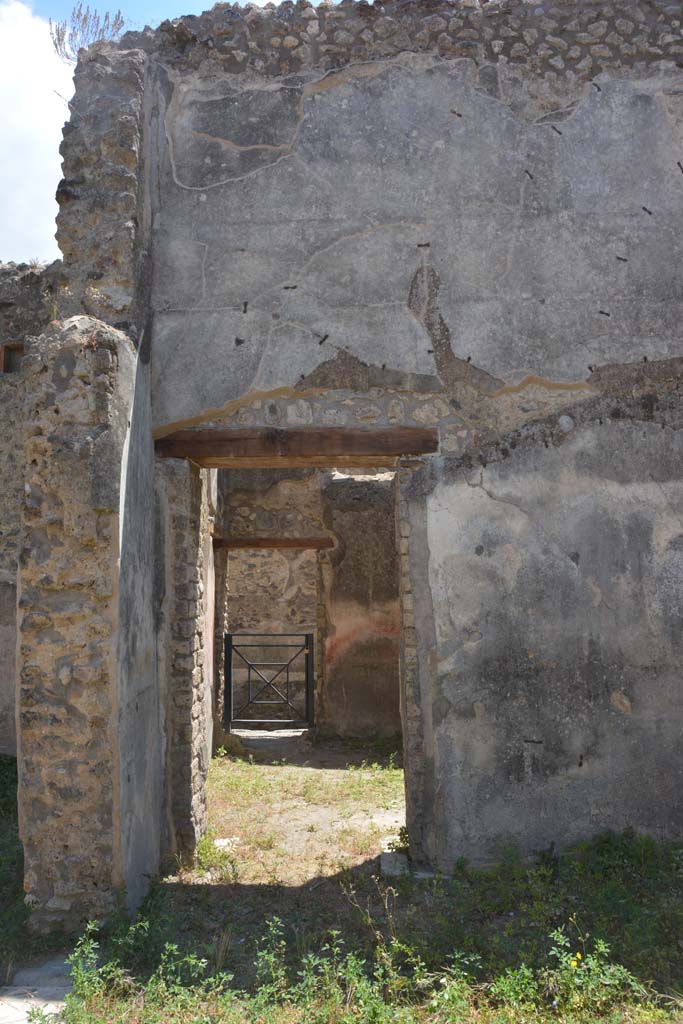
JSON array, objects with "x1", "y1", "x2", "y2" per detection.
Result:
[
  {"x1": 141, "y1": 3, "x2": 683, "y2": 444},
  {"x1": 130, "y1": 0, "x2": 683, "y2": 857}
]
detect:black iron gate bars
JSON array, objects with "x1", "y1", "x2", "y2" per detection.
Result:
[{"x1": 223, "y1": 632, "x2": 314, "y2": 730}]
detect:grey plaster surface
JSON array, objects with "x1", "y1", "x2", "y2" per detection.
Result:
[
  {"x1": 117, "y1": 355, "x2": 164, "y2": 912},
  {"x1": 407, "y1": 411, "x2": 683, "y2": 866},
  {"x1": 150, "y1": 59, "x2": 683, "y2": 429}
]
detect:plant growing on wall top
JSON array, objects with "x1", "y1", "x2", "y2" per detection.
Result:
[{"x1": 50, "y1": 4, "x2": 125, "y2": 64}]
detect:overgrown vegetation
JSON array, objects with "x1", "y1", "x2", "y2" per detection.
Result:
[
  {"x1": 50, "y1": 4, "x2": 125, "y2": 64},
  {"x1": 5, "y1": 747, "x2": 683, "y2": 1022},
  {"x1": 40, "y1": 856, "x2": 683, "y2": 1024}
]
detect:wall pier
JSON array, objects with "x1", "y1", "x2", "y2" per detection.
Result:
[{"x1": 17, "y1": 316, "x2": 161, "y2": 931}]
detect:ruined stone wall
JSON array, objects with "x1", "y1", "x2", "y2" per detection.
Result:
[
  {"x1": 0, "y1": 374, "x2": 22, "y2": 754},
  {"x1": 9, "y1": 0, "x2": 681, "y2": 908},
  {"x1": 396, "y1": 469, "x2": 424, "y2": 854},
  {"x1": 17, "y1": 317, "x2": 161, "y2": 931},
  {"x1": 212, "y1": 545, "x2": 230, "y2": 738},
  {"x1": 125, "y1": 1, "x2": 683, "y2": 109},
  {"x1": 124, "y1": 0, "x2": 683, "y2": 858},
  {"x1": 0, "y1": 263, "x2": 63, "y2": 755},
  {"x1": 55, "y1": 48, "x2": 147, "y2": 326},
  {"x1": 156, "y1": 459, "x2": 215, "y2": 857},
  {"x1": 0, "y1": 263, "x2": 60, "y2": 346},
  {"x1": 221, "y1": 469, "x2": 325, "y2": 538}
]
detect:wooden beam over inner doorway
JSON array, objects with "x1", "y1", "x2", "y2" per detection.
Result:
[
  {"x1": 214, "y1": 537, "x2": 334, "y2": 550},
  {"x1": 155, "y1": 426, "x2": 438, "y2": 468}
]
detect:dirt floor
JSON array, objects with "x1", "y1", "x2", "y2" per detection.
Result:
[
  {"x1": 192, "y1": 729, "x2": 405, "y2": 887},
  {"x1": 142, "y1": 729, "x2": 407, "y2": 985}
]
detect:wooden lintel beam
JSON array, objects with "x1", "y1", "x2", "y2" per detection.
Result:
[
  {"x1": 155, "y1": 426, "x2": 438, "y2": 465},
  {"x1": 214, "y1": 537, "x2": 334, "y2": 550},
  {"x1": 187, "y1": 456, "x2": 402, "y2": 470}
]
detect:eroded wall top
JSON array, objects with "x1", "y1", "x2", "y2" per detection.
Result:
[{"x1": 121, "y1": 0, "x2": 683, "y2": 86}]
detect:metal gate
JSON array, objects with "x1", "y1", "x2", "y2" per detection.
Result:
[{"x1": 224, "y1": 633, "x2": 314, "y2": 730}]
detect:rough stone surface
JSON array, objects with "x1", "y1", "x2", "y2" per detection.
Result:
[
  {"x1": 156, "y1": 459, "x2": 215, "y2": 857},
  {"x1": 0, "y1": 263, "x2": 61, "y2": 347},
  {"x1": 0, "y1": 262, "x2": 71, "y2": 756},
  {"x1": 221, "y1": 469, "x2": 325, "y2": 539},
  {"x1": 17, "y1": 317, "x2": 161, "y2": 931},
  {"x1": 0, "y1": 374, "x2": 22, "y2": 754},
  {"x1": 212, "y1": 544, "x2": 230, "y2": 739},
  {"x1": 56, "y1": 47, "x2": 147, "y2": 325},
  {"x1": 227, "y1": 547, "x2": 318, "y2": 636},
  {"x1": 119, "y1": 1, "x2": 683, "y2": 94}
]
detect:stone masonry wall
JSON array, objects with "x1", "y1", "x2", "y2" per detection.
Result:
[
  {"x1": 0, "y1": 263, "x2": 61, "y2": 347},
  {"x1": 220, "y1": 469, "x2": 325, "y2": 539},
  {"x1": 212, "y1": 545, "x2": 230, "y2": 738},
  {"x1": 395, "y1": 466, "x2": 425, "y2": 859},
  {"x1": 227, "y1": 547, "x2": 319, "y2": 636},
  {"x1": 0, "y1": 374, "x2": 22, "y2": 754},
  {"x1": 0, "y1": 262, "x2": 65, "y2": 755},
  {"x1": 56, "y1": 47, "x2": 146, "y2": 326},
  {"x1": 10, "y1": 0, "x2": 681, "y2": 910},
  {"x1": 124, "y1": 2, "x2": 683, "y2": 105},
  {"x1": 156, "y1": 459, "x2": 214, "y2": 857},
  {"x1": 17, "y1": 317, "x2": 148, "y2": 932}
]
